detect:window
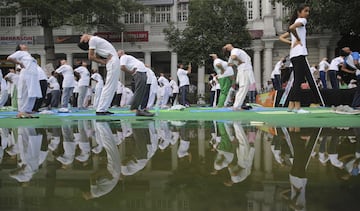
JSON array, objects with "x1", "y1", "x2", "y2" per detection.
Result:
[
  {"x1": 245, "y1": 1, "x2": 253, "y2": 20},
  {"x1": 281, "y1": 6, "x2": 290, "y2": 19},
  {"x1": 177, "y1": 2, "x2": 188, "y2": 22},
  {"x1": 0, "y1": 9, "x2": 16, "y2": 27},
  {"x1": 21, "y1": 9, "x2": 39, "y2": 26},
  {"x1": 259, "y1": 0, "x2": 263, "y2": 19},
  {"x1": 124, "y1": 10, "x2": 144, "y2": 24},
  {"x1": 151, "y1": 6, "x2": 171, "y2": 23}
]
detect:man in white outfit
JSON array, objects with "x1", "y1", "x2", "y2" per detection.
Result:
[
  {"x1": 158, "y1": 73, "x2": 171, "y2": 108},
  {"x1": 74, "y1": 61, "x2": 90, "y2": 109},
  {"x1": 118, "y1": 50, "x2": 154, "y2": 116},
  {"x1": 169, "y1": 76, "x2": 179, "y2": 106},
  {"x1": 90, "y1": 69, "x2": 103, "y2": 108},
  {"x1": 79, "y1": 34, "x2": 120, "y2": 115},
  {"x1": 223, "y1": 44, "x2": 255, "y2": 110},
  {"x1": 55, "y1": 59, "x2": 75, "y2": 110},
  {"x1": 147, "y1": 69, "x2": 158, "y2": 109},
  {"x1": 7, "y1": 44, "x2": 42, "y2": 118}
]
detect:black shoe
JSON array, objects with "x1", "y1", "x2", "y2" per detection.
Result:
[
  {"x1": 136, "y1": 110, "x2": 155, "y2": 117},
  {"x1": 96, "y1": 111, "x2": 113, "y2": 115}
]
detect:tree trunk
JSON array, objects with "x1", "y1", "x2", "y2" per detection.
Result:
[{"x1": 43, "y1": 25, "x2": 56, "y2": 67}]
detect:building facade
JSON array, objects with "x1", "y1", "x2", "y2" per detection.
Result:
[{"x1": 0, "y1": 0, "x2": 340, "y2": 93}]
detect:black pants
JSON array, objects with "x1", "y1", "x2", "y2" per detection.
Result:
[
  {"x1": 352, "y1": 76, "x2": 360, "y2": 107},
  {"x1": 131, "y1": 72, "x2": 147, "y2": 110},
  {"x1": 289, "y1": 56, "x2": 323, "y2": 104},
  {"x1": 33, "y1": 80, "x2": 48, "y2": 111},
  {"x1": 170, "y1": 93, "x2": 178, "y2": 105},
  {"x1": 112, "y1": 93, "x2": 122, "y2": 107},
  {"x1": 141, "y1": 84, "x2": 151, "y2": 110}
]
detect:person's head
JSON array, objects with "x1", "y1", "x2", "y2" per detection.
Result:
[
  {"x1": 92, "y1": 68, "x2": 98, "y2": 73},
  {"x1": 322, "y1": 57, "x2": 328, "y2": 62},
  {"x1": 339, "y1": 48, "x2": 350, "y2": 57},
  {"x1": 59, "y1": 59, "x2": 67, "y2": 65},
  {"x1": 15, "y1": 44, "x2": 28, "y2": 51},
  {"x1": 9, "y1": 68, "x2": 15, "y2": 73},
  {"x1": 222, "y1": 44, "x2": 234, "y2": 52},
  {"x1": 342, "y1": 47, "x2": 352, "y2": 54},
  {"x1": 81, "y1": 61, "x2": 87, "y2": 67},
  {"x1": 160, "y1": 72, "x2": 165, "y2": 77},
  {"x1": 78, "y1": 34, "x2": 91, "y2": 51},
  {"x1": 289, "y1": 3, "x2": 310, "y2": 25},
  {"x1": 117, "y1": 49, "x2": 125, "y2": 58},
  {"x1": 209, "y1": 53, "x2": 218, "y2": 60},
  {"x1": 178, "y1": 63, "x2": 184, "y2": 69}
]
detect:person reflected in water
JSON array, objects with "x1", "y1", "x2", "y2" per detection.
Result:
[
  {"x1": 210, "y1": 121, "x2": 235, "y2": 176},
  {"x1": 280, "y1": 127, "x2": 321, "y2": 210},
  {"x1": 83, "y1": 121, "x2": 121, "y2": 200},
  {"x1": 223, "y1": 122, "x2": 255, "y2": 187},
  {"x1": 9, "y1": 128, "x2": 48, "y2": 185}
]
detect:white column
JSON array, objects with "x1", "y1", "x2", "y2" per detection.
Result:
[
  {"x1": 263, "y1": 41, "x2": 274, "y2": 86},
  {"x1": 263, "y1": 0, "x2": 273, "y2": 16},
  {"x1": 171, "y1": 52, "x2": 178, "y2": 81},
  {"x1": 144, "y1": 51, "x2": 152, "y2": 67},
  {"x1": 197, "y1": 62, "x2": 205, "y2": 104},
  {"x1": 252, "y1": 40, "x2": 263, "y2": 90},
  {"x1": 40, "y1": 54, "x2": 47, "y2": 69},
  {"x1": 263, "y1": 140, "x2": 273, "y2": 179},
  {"x1": 66, "y1": 53, "x2": 73, "y2": 67},
  {"x1": 171, "y1": 140, "x2": 178, "y2": 171},
  {"x1": 318, "y1": 37, "x2": 330, "y2": 60},
  {"x1": 253, "y1": 0, "x2": 259, "y2": 20},
  {"x1": 198, "y1": 122, "x2": 205, "y2": 158},
  {"x1": 171, "y1": 0, "x2": 178, "y2": 23}
]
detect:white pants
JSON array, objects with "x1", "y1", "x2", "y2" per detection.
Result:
[
  {"x1": 77, "y1": 86, "x2": 88, "y2": 109},
  {"x1": 160, "y1": 86, "x2": 171, "y2": 107},
  {"x1": 233, "y1": 68, "x2": 250, "y2": 109},
  {"x1": 93, "y1": 86, "x2": 102, "y2": 108},
  {"x1": 0, "y1": 90, "x2": 8, "y2": 107},
  {"x1": 96, "y1": 58, "x2": 120, "y2": 112}
]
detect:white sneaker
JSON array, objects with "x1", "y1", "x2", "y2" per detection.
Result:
[
  {"x1": 318, "y1": 152, "x2": 329, "y2": 164},
  {"x1": 294, "y1": 109, "x2": 310, "y2": 114}
]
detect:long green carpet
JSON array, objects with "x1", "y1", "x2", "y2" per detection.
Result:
[{"x1": 0, "y1": 107, "x2": 358, "y2": 128}]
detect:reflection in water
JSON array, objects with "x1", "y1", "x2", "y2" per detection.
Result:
[{"x1": 0, "y1": 121, "x2": 359, "y2": 210}]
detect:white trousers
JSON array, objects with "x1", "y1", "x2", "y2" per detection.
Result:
[
  {"x1": 160, "y1": 86, "x2": 171, "y2": 106},
  {"x1": 93, "y1": 86, "x2": 102, "y2": 108},
  {"x1": 0, "y1": 90, "x2": 8, "y2": 107},
  {"x1": 96, "y1": 58, "x2": 120, "y2": 112},
  {"x1": 233, "y1": 68, "x2": 250, "y2": 109}
]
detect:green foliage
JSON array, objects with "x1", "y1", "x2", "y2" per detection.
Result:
[
  {"x1": 164, "y1": 0, "x2": 251, "y2": 65},
  {"x1": 1, "y1": 0, "x2": 141, "y2": 30},
  {"x1": 273, "y1": 0, "x2": 360, "y2": 35}
]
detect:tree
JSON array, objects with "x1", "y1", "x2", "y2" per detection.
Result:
[
  {"x1": 1, "y1": 0, "x2": 140, "y2": 66},
  {"x1": 164, "y1": 0, "x2": 251, "y2": 65},
  {"x1": 274, "y1": 0, "x2": 360, "y2": 35}
]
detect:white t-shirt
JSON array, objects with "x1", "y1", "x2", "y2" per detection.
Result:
[
  {"x1": 318, "y1": 60, "x2": 330, "y2": 72},
  {"x1": 119, "y1": 55, "x2": 147, "y2": 73},
  {"x1": 177, "y1": 68, "x2": 190, "y2": 87},
  {"x1": 47, "y1": 76, "x2": 60, "y2": 91},
  {"x1": 229, "y1": 48, "x2": 252, "y2": 70},
  {"x1": 213, "y1": 58, "x2": 234, "y2": 78},
  {"x1": 146, "y1": 68, "x2": 155, "y2": 84},
  {"x1": 9, "y1": 51, "x2": 37, "y2": 69},
  {"x1": 37, "y1": 66, "x2": 47, "y2": 80},
  {"x1": 91, "y1": 73, "x2": 104, "y2": 88},
  {"x1": 89, "y1": 36, "x2": 118, "y2": 58},
  {"x1": 290, "y1": 18, "x2": 308, "y2": 58},
  {"x1": 55, "y1": 64, "x2": 75, "y2": 88},
  {"x1": 158, "y1": 76, "x2": 170, "y2": 87},
  {"x1": 329, "y1": 57, "x2": 344, "y2": 71},
  {"x1": 272, "y1": 60, "x2": 283, "y2": 76},
  {"x1": 5, "y1": 72, "x2": 19, "y2": 86},
  {"x1": 116, "y1": 81, "x2": 124, "y2": 94},
  {"x1": 169, "y1": 80, "x2": 179, "y2": 93},
  {"x1": 74, "y1": 66, "x2": 90, "y2": 87}
]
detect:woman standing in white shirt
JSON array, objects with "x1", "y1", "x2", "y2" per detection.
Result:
[{"x1": 284, "y1": 4, "x2": 324, "y2": 113}]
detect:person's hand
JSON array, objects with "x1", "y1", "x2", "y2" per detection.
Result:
[
  {"x1": 104, "y1": 55, "x2": 112, "y2": 64},
  {"x1": 19, "y1": 62, "x2": 25, "y2": 68},
  {"x1": 292, "y1": 39, "x2": 302, "y2": 48}
]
